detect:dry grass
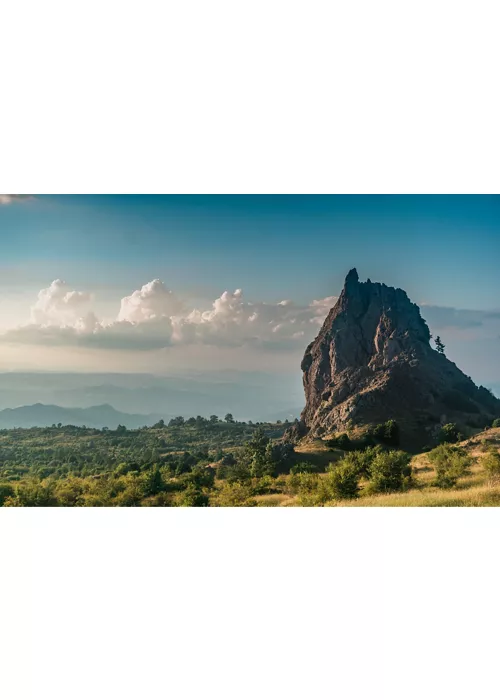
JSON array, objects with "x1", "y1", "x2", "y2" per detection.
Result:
[
  {"x1": 336, "y1": 484, "x2": 500, "y2": 507},
  {"x1": 289, "y1": 427, "x2": 500, "y2": 507}
]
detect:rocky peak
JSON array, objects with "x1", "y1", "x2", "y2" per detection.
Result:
[{"x1": 296, "y1": 270, "x2": 500, "y2": 447}]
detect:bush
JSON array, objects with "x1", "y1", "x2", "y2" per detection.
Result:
[
  {"x1": 340, "y1": 446, "x2": 383, "y2": 478},
  {"x1": 175, "y1": 484, "x2": 209, "y2": 507},
  {"x1": 0, "y1": 483, "x2": 14, "y2": 506},
  {"x1": 326, "y1": 460, "x2": 360, "y2": 500},
  {"x1": 482, "y1": 450, "x2": 500, "y2": 483},
  {"x1": 290, "y1": 462, "x2": 321, "y2": 475},
  {"x1": 371, "y1": 420, "x2": 400, "y2": 446},
  {"x1": 366, "y1": 450, "x2": 412, "y2": 493},
  {"x1": 427, "y1": 444, "x2": 472, "y2": 488},
  {"x1": 438, "y1": 423, "x2": 462, "y2": 444},
  {"x1": 210, "y1": 481, "x2": 256, "y2": 507},
  {"x1": 492, "y1": 418, "x2": 500, "y2": 429},
  {"x1": 4, "y1": 479, "x2": 58, "y2": 507}
]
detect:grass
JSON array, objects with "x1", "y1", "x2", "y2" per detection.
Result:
[{"x1": 332, "y1": 428, "x2": 500, "y2": 507}]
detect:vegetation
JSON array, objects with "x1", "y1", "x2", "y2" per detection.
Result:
[
  {"x1": 438, "y1": 423, "x2": 462, "y2": 444},
  {"x1": 435, "y1": 335, "x2": 446, "y2": 354},
  {"x1": 369, "y1": 419, "x2": 400, "y2": 446},
  {"x1": 0, "y1": 417, "x2": 498, "y2": 507},
  {"x1": 427, "y1": 444, "x2": 472, "y2": 488},
  {"x1": 365, "y1": 450, "x2": 412, "y2": 493}
]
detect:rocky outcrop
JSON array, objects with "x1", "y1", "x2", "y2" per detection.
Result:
[{"x1": 296, "y1": 269, "x2": 500, "y2": 447}]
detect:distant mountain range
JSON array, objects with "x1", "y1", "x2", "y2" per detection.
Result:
[
  {"x1": 0, "y1": 371, "x2": 304, "y2": 422},
  {"x1": 0, "y1": 403, "x2": 162, "y2": 430}
]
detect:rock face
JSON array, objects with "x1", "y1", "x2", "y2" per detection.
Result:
[{"x1": 296, "y1": 269, "x2": 500, "y2": 447}]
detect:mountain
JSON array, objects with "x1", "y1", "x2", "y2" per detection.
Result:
[
  {"x1": 295, "y1": 269, "x2": 500, "y2": 447},
  {"x1": 0, "y1": 403, "x2": 162, "y2": 430},
  {"x1": 0, "y1": 371, "x2": 303, "y2": 422}
]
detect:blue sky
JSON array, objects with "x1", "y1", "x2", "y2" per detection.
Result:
[
  {"x1": 0, "y1": 194, "x2": 498, "y2": 388},
  {"x1": 2, "y1": 194, "x2": 499, "y2": 307}
]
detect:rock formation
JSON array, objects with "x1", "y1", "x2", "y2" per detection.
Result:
[{"x1": 295, "y1": 269, "x2": 500, "y2": 447}]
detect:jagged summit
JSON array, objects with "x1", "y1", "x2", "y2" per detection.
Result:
[{"x1": 296, "y1": 270, "x2": 500, "y2": 447}]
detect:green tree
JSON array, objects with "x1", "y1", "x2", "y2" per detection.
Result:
[
  {"x1": 435, "y1": 336, "x2": 446, "y2": 354},
  {"x1": 176, "y1": 484, "x2": 208, "y2": 507},
  {"x1": 367, "y1": 450, "x2": 412, "y2": 493},
  {"x1": 482, "y1": 450, "x2": 500, "y2": 483},
  {"x1": 224, "y1": 413, "x2": 234, "y2": 423},
  {"x1": 439, "y1": 423, "x2": 462, "y2": 444},
  {"x1": 428, "y1": 444, "x2": 472, "y2": 488},
  {"x1": 142, "y1": 465, "x2": 165, "y2": 496},
  {"x1": 326, "y1": 460, "x2": 360, "y2": 499}
]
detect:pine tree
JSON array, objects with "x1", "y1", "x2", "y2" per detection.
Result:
[{"x1": 435, "y1": 336, "x2": 446, "y2": 354}]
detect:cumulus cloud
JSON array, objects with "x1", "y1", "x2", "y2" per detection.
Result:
[
  {"x1": 118, "y1": 279, "x2": 184, "y2": 322},
  {"x1": 178, "y1": 290, "x2": 338, "y2": 348},
  {"x1": 4, "y1": 278, "x2": 500, "y2": 357},
  {"x1": 0, "y1": 278, "x2": 339, "y2": 352},
  {"x1": 31, "y1": 279, "x2": 92, "y2": 326},
  {"x1": 0, "y1": 194, "x2": 33, "y2": 205}
]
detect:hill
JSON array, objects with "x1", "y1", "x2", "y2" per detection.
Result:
[
  {"x1": 0, "y1": 403, "x2": 162, "y2": 429},
  {"x1": 293, "y1": 269, "x2": 500, "y2": 448}
]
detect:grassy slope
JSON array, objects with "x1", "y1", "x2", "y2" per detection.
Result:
[{"x1": 322, "y1": 427, "x2": 500, "y2": 507}]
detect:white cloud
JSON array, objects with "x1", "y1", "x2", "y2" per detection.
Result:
[
  {"x1": 117, "y1": 279, "x2": 184, "y2": 322},
  {"x1": 0, "y1": 278, "x2": 338, "y2": 352},
  {"x1": 31, "y1": 279, "x2": 92, "y2": 326}
]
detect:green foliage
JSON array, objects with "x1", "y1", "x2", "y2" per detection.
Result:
[
  {"x1": 371, "y1": 420, "x2": 400, "y2": 446},
  {"x1": 0, "y1": 483, "x2": 14, "y2": 506},
  {"x1": 290, "y1": 462, "x2": 321, "y2": 475},
  {"x1": 492, "y1": 418, "x2": 500, "y2": 429},
  {"x1": 326, "y1": 459, "x2": 360, "y2": 499},
  {"x1": 4, "y1": 478, "x2": 58, "y2": 507},
  {"x1": 338, "y1": 445, "x2": 383, "y2": 478},
  {"x1": 365, "y1": 450, "x2": 412, "y2": 494},
  {"x1": 428, "y1": 444, "x2": 472, "y2": 488},
  {"x1": 0, "y1": 418, "x2": 288, "y2": 507},
  {"x1": 240, "y1": 428, "x2": 294, "y2": 478},
  {"x1": 435, "y1": 336, "x2": 446, "y2": 354},
  {"x1": 175, "y1": 484, "x2": 209, "y2": 507},
  {"x1": 482, "y1": 450, "x2": 500, "y2": 482},
  {"x1": 210, "y1": 481, "x2": 256, "y2": 507},
  {"x1": 438, "y1": 423, "x2": 462, "y2": 444}
]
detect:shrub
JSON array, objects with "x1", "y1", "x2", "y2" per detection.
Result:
[
  {"x1": 427, "y1": 444, "x2": 472, "y2": 488},
  {"x1": 4, "y1": 479, "x2": 58, "y2": 507},
  {"x1": 340, "y1": 445, "x2": 383, "y2": 478},
  {"x1": 0, "y1": 483, "x2": 14, "y2": 506},
  {"x1": 210, "y1": 481, "x2": 256, "y2": 507},
  {"x1": 290, "y1": 462, "x2": 321, "y2": 475},
  {"x1": 175, "y1": 484, "x2": 209, "y2": 507},
  {"x1": 482, "y1": 450, "x2": 500, "y2": 483},
  {"x1": 492, "y1": 418, "x2": 500, "y2": 429},
  {"x1": 326, "y1": 459, "x2": 360, "y2": 499},
  {"x1": 371, "y1": 420, "x2": 400, "y2": 446},
  {"x1": 366, "y1": 450, "x2": 412, "y2": 493},
  {"x1": 438, "y1": 423, "x2": 462, "y2": 444}
]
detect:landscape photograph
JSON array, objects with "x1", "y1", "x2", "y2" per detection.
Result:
[{"x1": 0, "y1": 194, "x2": 499, "y2": 507}]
